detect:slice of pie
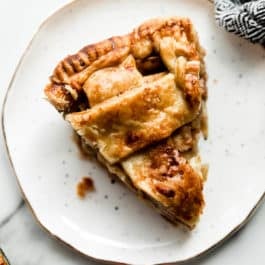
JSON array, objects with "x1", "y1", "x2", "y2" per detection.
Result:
[{"x1": 44, "y1": 17, "x2": 208, "y2": 229}]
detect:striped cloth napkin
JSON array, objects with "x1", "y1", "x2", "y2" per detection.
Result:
[{"x1": 214, "y1": 0, "x2": 265, "y2": 46}]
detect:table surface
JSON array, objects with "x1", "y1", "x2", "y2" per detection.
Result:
[{"x1": 0, "y1": 1, "x2": 264, "y2": 264}]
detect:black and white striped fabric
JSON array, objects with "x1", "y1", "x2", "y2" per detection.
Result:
[{"x1": 214, "y1": 0, "x2": 265, "y2": 46}]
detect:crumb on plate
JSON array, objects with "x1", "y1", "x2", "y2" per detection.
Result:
[{"x1": 77, "y1": 177, "x2": 95, "y2": 198}]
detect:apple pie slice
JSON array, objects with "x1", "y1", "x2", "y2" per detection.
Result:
[{"x1": 44, "y1": 17, "x2": 208, "y2": 228}]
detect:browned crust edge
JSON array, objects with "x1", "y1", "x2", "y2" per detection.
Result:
[{"x1": 44, "y1": 16, "x2": 204, "y2": 112}]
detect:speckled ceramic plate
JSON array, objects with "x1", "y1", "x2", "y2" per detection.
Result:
[{"x1": 2, "y1": 0, "x2": 265, "y2": 264}]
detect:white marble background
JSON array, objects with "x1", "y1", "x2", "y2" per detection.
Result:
[{"x1": 0, "y1": 1, "x2": 264, "y2": 264}]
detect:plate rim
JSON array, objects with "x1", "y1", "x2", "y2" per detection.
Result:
[{"x1": 1, "y1": 0, "x2": 265, "y2": 264}]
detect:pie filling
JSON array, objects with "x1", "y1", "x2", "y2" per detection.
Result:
[{"x1": 44, "y1": 17, "x2": 208, "y2": 228}]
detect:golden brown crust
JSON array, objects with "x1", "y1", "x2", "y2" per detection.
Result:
[
  {"x1": 45, "y1": 17, "x2": 203, "y2": 112},
  {"x1": 121, "y1": 126, "x2": 205, "y2": 228},
  {"x1": 145, "y1": 144, "x2": 204, "y2": 224},
  {"x1": 79, "y1": 129, "x2": 204, "y2": 228},
  {"x1": 51, "y1": 18, "x2": 198, "y2": 83},
  {"x1": 44, "y1": 17, "x2": 207, "y2": 229},
  {"x1": 83, "y1": 55, "x2": 143, "y2": 107},
  {"x1": 66, "y1": 73, "x2": 199, "y2": 164}
]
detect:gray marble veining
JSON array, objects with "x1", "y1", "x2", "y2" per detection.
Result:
[
  {"x1": 0, "y1": 206, "x2": 95, "y2": 265},
  {"x1": 0, "y1": 201, "x2": 24, "y2": 229}
]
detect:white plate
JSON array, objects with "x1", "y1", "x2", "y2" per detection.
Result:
[{"x1": 2, "y1": 0, "x2": 265, "y2": 264}]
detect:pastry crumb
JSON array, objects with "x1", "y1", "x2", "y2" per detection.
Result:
[{"x1": 77, "y1": 177, "x2": 95, "y2": 198}]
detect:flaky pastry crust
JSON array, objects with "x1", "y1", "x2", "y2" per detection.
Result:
[
  {"x1": 45, "y1": 17, "x2": 205, "y2": 112},
  {"x1": 44, "y1": 17, "x2": 208, "y2": 228}
]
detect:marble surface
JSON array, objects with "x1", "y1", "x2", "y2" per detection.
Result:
[{"x1": 0, "y1": 1, "x2": 264, "y2": 264}]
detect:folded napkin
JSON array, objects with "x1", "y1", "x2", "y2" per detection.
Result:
[{"x1": 214, "y1": 0, "x2": 265, "y2": 46}]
